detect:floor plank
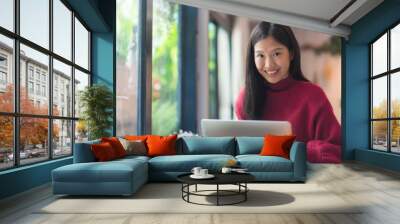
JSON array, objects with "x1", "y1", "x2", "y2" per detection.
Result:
[{"x1": 1, "y1": 161, "x2": 400, "y2": 224}]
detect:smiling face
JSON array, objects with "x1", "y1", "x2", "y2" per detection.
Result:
[{"x1": 254, "y1": 36, "x2": 292, "y2": 84}]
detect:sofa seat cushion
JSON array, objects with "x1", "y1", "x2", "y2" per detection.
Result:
[
  {"x1": 236, "y1": 155, "x2": 293, "y2": 172},
  {"x1": 53, "y1": 159, "x2": 147, "y2": 183},
  {"x1": 149, "y1": 154, "x2": 235, "y2": 172},
  {"x1": 116, "y1": 155, "x2": 150, "y2": 162}
]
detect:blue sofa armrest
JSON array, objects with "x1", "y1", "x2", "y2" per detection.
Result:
[
  {"x1": 289, "y1": 141, "x2": 306, "y2": 181},
  {"x1": 73, "y1": 140, "x2": 100, "y2": 163}
]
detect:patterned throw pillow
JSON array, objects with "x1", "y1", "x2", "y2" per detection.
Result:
[{"x1": 119, "y1": 138, "x2": 147, "y2": 156}]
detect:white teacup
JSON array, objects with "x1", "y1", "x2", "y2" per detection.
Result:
[
  {"x1": 221, "y1": 167, "x2": 232, "y2": 174},
  {"x1": 199, "y1": 169, "x2": 208, "y2": 176},
  {"x1": 191, "y1": 167, "x2": 202, "y2": 176}
]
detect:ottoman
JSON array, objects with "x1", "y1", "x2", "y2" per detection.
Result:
[{"x1": 52, "y1": 157, "x2": 148, "y2": 196}]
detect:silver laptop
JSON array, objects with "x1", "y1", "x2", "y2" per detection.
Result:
[{"x1": 201, "y1": 119, "x2": 292, "y2": 137}]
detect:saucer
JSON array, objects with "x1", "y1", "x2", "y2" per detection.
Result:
[{"x1": 190, "y1": 174, "x2": 215, "y2": 179}]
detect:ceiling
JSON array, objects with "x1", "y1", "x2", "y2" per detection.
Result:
[
  {"x1": 171, "y1": 0, "x2": 384, "y2": 38},
  {"x1": 226, "y1": 0, "x2": 353, "y2": 22}
]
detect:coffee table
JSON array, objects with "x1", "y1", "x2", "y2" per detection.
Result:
[{"x1": 177, "y1": 172, "x2": 255, "y2": 206}]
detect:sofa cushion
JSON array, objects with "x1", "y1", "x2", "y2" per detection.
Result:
[
  {"x1": 91, "y1": 142, "x2": 118, "y2": 161},
  {"x1": 236, "y1": 137, "x2": 264, "y2": 155},
  {"x1": 53, "y1": 158, "x2": 147, "y2": 183},
  {"x1": 101, "y1": 137, "x2": 127, "y2": 158},
  {"x1": 236, "y1": 155, "x2": 293, "y2": 172},
  {"x1": 260, "y1": 134, "x2": 296, "y2": 159},
  {"x1": 124, "y1": 135, "x2": 148, "y2": 141},
  {"x1": 148, "y1": 154, "x2": 235, "y2": 172},
  {"x1": 180, "y1": 137, "x2": 235, "y2": 155},
  {"x1": 119, "y1": 138, "x2": 147, "y2": 156},
  {"x1": 147, "y1": 135, "x2": 178, "y2": 157},
  {"x1": 115, "y1": 155, "x2": 150, "y2": 163}
]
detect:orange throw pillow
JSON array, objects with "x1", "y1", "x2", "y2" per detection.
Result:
[
  {"x1": 146, "y1": 135, "x2": 177, "y2": 157},
  {"x1": 101, "y1": 137, "x2": 127, "y2": 158},
  {"x1": 124, "y1": 135, "x2": 148, "y2": 142},
  {"x1": 91, "y1": 142, "x2": 117, "y2": 161},
  {"x1": 260, "y1": 134, "x2": 296, "y2": 159}
]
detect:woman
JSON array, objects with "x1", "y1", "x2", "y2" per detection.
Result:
[{"x1": 235, "y1": 22, "x2": 341, "y2": 163}]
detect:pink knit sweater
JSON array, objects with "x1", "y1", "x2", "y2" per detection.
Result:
[{"x1": 235, "y1": 76, "x2": 341, "y2": 163}]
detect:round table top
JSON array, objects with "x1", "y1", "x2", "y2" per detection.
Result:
[{"x1": 177, "y1": 172, "x2": 255, "y2": 185}]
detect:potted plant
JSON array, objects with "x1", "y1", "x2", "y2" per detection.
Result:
[{"x1": 79, "y1": 84, "x2": 113, "y2": 140}]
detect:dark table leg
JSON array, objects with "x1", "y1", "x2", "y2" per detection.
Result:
[
  {"x1": 181, "y1": 183, "x2": 183, "y2": 199},
  {"x1": 245, "y1": 183, "x2": 247, "y2": 201},
  {"x1": 217, "y1": 184, "x2": 219, "y2": 206},
  {"x1": 180, "y1": 181, "x2": 250, "y2": 206},
  {"x1": 187, "y1": 184, "x2": 190, "y2": 202}
]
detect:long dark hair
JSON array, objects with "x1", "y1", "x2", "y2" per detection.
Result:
[{"x1": 244, "y1": 22, "x2": 308, "y2": 119}]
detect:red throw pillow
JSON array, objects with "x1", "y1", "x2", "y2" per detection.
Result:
[
  {"x1": 91, "y1": 142, "x2": 117, "y2": 161},
  {"x1": 101, "y1": 137, "x2": 127, "y2": 158},
  {"x1": 146, "y1": 135, "x2": 177, "y2": 157},
  {"x1": 260, "y1": 134, "x2": 296, "y2": 159},
  {"x1": 124, "y1": 135, "x2": 148, "y2": 142}
]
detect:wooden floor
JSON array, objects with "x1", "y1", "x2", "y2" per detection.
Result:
[{"x1": 1, "y1": 162, "x2": 400, "y2": 224}]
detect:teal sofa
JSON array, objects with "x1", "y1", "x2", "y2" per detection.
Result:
[{"x1": 52, "y1": 136, "x2": 306, "y2": 196}]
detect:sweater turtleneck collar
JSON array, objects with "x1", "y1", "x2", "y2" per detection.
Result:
[{"x1": 267, "y1": 76, "x2": 295, "y2": 91}]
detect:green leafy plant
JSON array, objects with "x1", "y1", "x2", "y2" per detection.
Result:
[{"x1": 79, "y1": 84, "x2": 113, "y2": 140}]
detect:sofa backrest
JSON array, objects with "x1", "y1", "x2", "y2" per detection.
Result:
[
  {"x1": 74, "y1": 136, "x2": 265, "y2": 161},
  {"x1": 73, "y1": 139, "x2": 100, "y2": 163},
  {"x1": 179, "y1": 136, "x2": 236, "y2": 155},
  {"x1": 235, "y1": 137, "x2": 264, "y2": 155}
]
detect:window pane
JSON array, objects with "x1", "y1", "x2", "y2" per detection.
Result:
[
  {"x1": 116, "y1": 0, "x2": 138, "y2": 136},
  {"x1": 372, "y1": 33, "x2": 387, "y2": 76},
  {"x1": 53, "y1": 59, "x2": 72, "y2": 117},
  {"x1": 74, "y1": 69, "x2": 89, "y2": 118},
  {"x1": 20, "y1": 44, "x2": 49, "y2": 115},
  {"x1": 391, "y1": 120, "x2": 400, "y2": 153},
  {"x1": 20, "y1": 0, "x2": 49, "y2": 49},
  {"x1": 53, "y1": 0, "x2": 72, "y2": 60},
  {"x1": 152, "y1": 0, "x2": 179, "y2": 135},
  {"x1": 208, "y1": 22, "x2": 218, "y2": 119},
  {"x1": 74, "y1": 18, "x2": 89, "y2": 70},
  {"x1": 217, "y1": 27, "x2": 232, "y2": 119},
  {"x1": 391, "y1": 24, "x2": 400, "y2": 70},
  {"x1": 0, "y1": 116, "x2": 13, "y2": 170},
  {"x1": 75, "y1": 120, "x2": 88, "y2": 143},
  {"x1": 0, "y1": 35, "x2": 14, "y2": 112},
  {"x1": 20, "y1": 117, "x2": 49, "y2": 165},
  {"x1": 372, "y1": 121, "x2": 387, "y2": 151},
  {"x1": 53, "y1": 119, "x2": 72, "y2": 158},
  {"x1": 372, "y1": 77, "x2": 387, "y2": 119},
  {"x1": 0, "y1": 0, "x2": 14, "y2": 31},
  {"x1": 391, "y1": 72, "x2": 400, "y2": 118}
]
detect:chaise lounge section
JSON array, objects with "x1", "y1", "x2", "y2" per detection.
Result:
[{"x1": 52, "y1": 140, "x2": 149, "y2": 196}]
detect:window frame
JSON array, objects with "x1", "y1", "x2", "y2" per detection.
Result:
[
  {"x1": 0, "y1": 0, "x2": 92, "y2": 171},
  {"x1": 370, "y1": 21, "x2": 400, "y2": 154},
  {"x1": 208, "y1": 20, "x2": 219, "y2": 119},
  {"x1": 208, "y1": 15, "x2": 233, "y2": 120},
  {"x1": 118, "y1": 0, "x2": 199, "y2": 135}
]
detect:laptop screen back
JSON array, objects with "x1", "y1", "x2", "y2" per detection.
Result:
[{"x1": 201, "y1": 119, "x2": 292, "y2": 137}]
